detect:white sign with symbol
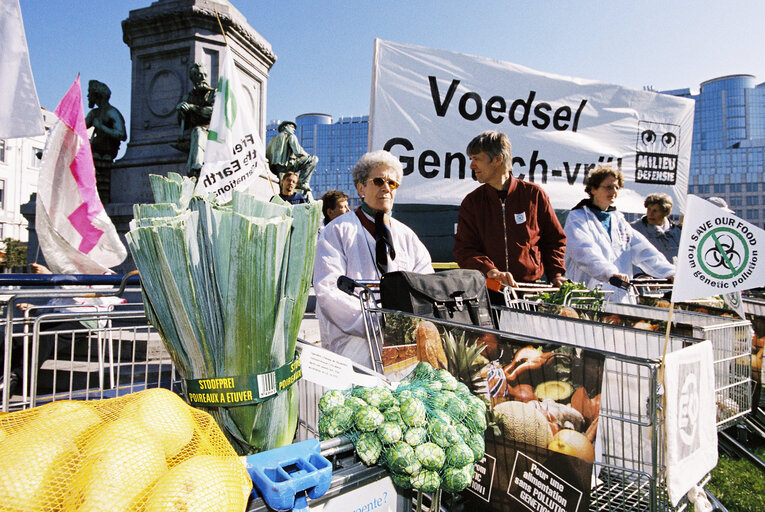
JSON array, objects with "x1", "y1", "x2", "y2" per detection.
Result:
[{"x1": 663, "y1": 340, "x2": 717, "y2": 506}]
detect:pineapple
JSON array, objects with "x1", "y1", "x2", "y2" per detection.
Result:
[{"x1": 442, "y1": 330, "x2": 489, "y2": 395}]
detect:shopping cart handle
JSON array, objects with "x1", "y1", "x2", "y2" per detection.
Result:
[
  {"x1": 608, "y1": 276, "x2": 630, "y2": 290},
  {"x1": 337, "y1": 275, "x2": 373, "y2": 297}
]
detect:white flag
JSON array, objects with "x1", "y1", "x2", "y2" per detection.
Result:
[
  {"x1": 195, "y1": 48, "x2": 269, "y2": 203},
  {"x1": 664, "y1": 340, "x2": 717, "y2": 506},
  {"x1": 36, "y1": 77, "x2": 127, "y2": 274},
  {"x1": 0, "y1": 0, "x2": 44, "y2": 139},
  {"x1": 673, "y1": 195, "x2": 765, "y2": 302}
]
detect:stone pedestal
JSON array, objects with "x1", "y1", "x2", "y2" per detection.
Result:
[
  {"x1": 25, "y1": 0, "x2": 276, "y2": 273},
  {"x1": 115, "y1": 0, "x2": 276, "y2": 204}
]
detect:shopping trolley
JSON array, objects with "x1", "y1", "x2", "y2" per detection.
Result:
[{"x1": 345, "y1": 277, "x2": 710, "y2": 512}]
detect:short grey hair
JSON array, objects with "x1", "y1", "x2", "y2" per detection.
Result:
[
  {"x1": 466, "y1": 131, "x2": 512, "y2": 170},
  {"x1": 644, "y1": 193, "x2": 673, "y2": 215},
  {"x1": 352, "y1": 150, "x2": 403, "y2": 187}
]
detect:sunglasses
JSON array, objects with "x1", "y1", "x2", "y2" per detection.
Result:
[{"x1": 368, "y1": 177, "x2": 400, "y2": 190}]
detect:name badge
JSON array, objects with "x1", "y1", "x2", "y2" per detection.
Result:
[{"x1": 514, "y1": 212, "x2": 526, "y2": 224}]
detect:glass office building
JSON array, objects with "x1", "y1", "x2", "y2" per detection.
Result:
[
  {"x1": 266, "y1": 114, "x2": 369, "y2": 209},
  {"x1": 664, "y1": 75, "x2": 765, "y2": 226}
]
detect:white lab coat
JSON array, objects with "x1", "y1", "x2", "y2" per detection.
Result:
[
  {"x1": 313, "y1": 210, "x2": 434, "y2": 367},
  {"x1": 564, "y1": 205, "x2": 675, "y2": 303}
]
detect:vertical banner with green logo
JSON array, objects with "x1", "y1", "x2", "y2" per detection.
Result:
[
  {"x1": 673, "y1": 195, "x2": 765, "y2": 302},
  {"x1": 196, "y1": 47, "x2": 269, "y2": 202}
]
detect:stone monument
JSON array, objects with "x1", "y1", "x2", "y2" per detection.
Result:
[{"x1": 23, "y1": 0, "x2": 276, "y2": 273}]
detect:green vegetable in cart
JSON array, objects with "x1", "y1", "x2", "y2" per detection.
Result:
[
  {"x1": 410, "y1": 470, "x2": 441, "y2": 492},
  {"x1": 355, "y1": 433, "x2": 383, "y2": 466},
  {"x1": 455, "y1": 423, "x2": 471, "y2": 440},
  {"x1": 354, "y1": 406, "x2": 384, "y2": 432},
  {"x1": 441, "y1": 465, "x2": 473, "y2": 493},
  {"x1": 386, "y1": 442, "x2": 417, "y2": 473},
  {"x1": 318, "y1": 390, "x2": 345, "y2": 414},
  {"x1": 377, "y1": 421, "x2": 403, "y2": 444},
  {"x1": 396, "y1": 390, "x2": 414, "y2": 402},
  {"x1": 344, "y1": 396, "x2": 368, "y2": 411},
  {"x1": 390, "y1": 472, "x2": 412, "y2": 489},
  {"x1": 429, "y1": 392, "x2": 447, "y2": 411},
  {"x1": 435, "y1": 369, "x2": 459, "y2": 391},
  {"x1": 428, "y1": 418, "x2": 459, "y2": 448},
  {"x1": 412, "y1": 361, "x2": 436, "y2": 380},
  {"x1": 466, "y1": 431, "x2": 485, "y2": 462},
  {"x1": 415, "y1": 442, "x2": 446, "y2": 470},
  {"x1": 443, "y1": 392, "x2": 468, "y2": 421},
  {"x1": 383, "y1": 406, "x2": 403, "y2": 424},
  {"x1": 318, "y1": 405, "x2": 354, "y2": 439},
  {"x1": 430, "y1": 409, "x2": 452, "y2": 426},
  {"x1": 399, "y1": 397, "x2": 427, "y2": 427},
  {"x1": 445, "y1": 443, "x2": 474, "y2": 467},
  {"x1": 404, "y1": 426, "x2": 427, "y2": 447},
  {"x1": 423, "y1": 380, "x2": 443, "y2": 393}
]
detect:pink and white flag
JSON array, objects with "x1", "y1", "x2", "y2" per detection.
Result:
[{"x1": 35, "y1": 76, "x2": 126, "y2": 274}]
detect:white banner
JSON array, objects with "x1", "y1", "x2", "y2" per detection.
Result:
[
  {"x1": 0, "y1": 0, "x2": 44, "y2": 139},
  {"x1": 36, "y1": 77, "x2": 126, "y2": 274},
  {"x1": 673, "y1": 195, "x2": 765, "y2": 302},
  {"x1": 196, "y1": 48, "x2": 270, "y2": 203},
  {"x1": 664, "y1": 340, "x2": 717, "y2": 506},
  {"x1": 369, "y1": 39, "x2": 695, "y2": 213}
]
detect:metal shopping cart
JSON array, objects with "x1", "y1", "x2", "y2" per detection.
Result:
[{"x1": 347, "y1": 277, "x2": 713, "y2": 512}]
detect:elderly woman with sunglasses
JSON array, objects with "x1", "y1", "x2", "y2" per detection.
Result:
[
  {"x1": 313, "y1": 150, "x2": 433, "y2": 368},
  {"x1": 564, "y1": 166, "x2": 675, "y2": 303}
]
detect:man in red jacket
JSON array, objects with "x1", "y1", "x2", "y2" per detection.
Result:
[{"x1": 454, "y1": 131, "x2": 567, "y2": 288}]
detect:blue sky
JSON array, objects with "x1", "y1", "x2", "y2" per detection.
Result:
[{"x1": 19, "y1": 0, "x2": 765, "y2": 130}]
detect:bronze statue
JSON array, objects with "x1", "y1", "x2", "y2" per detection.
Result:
[
  {"x1": 266, "y1": 120, "x2": 318, "y2": 198},
  {"x1": 172, "y1": 63, "x2": 215, "y2": 178},
  {"x1": 85, "y1": 80, "x2": 127, "y2": 203}
]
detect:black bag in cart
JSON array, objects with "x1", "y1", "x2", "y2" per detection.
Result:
[{"x1": 380, "y1": 269, "x2": 495, "y2": 328}]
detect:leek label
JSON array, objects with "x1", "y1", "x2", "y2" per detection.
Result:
[{"x1": 185, "y1": 355, "x2": 302, "y2": 407}]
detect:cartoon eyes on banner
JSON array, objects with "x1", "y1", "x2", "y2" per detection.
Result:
[{"x1": 640, "y1": 129, "x2": 677, "y2": 149}]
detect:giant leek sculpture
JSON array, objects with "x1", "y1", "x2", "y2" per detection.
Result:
[{"x1": 127, "y1": 174, "x2": 321, "y2": 455}]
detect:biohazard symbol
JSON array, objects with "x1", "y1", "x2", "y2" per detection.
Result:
[
  {"x1": 697, "y1": 227, "x2": 749, "y2": 280},
  {"x1": 703, "y1": 233, "x2": 742, "y2": 271}
]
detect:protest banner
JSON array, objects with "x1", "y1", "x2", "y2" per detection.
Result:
[
  {"x1": 369, "y1": 39, "x2": 694, "y2": 214},
  {"x1": 673, "y1": 194, "x2": 765, "y2": 302},
  {"x1": 196, "y1": 47, "x2": 270, "y2": 202},
  {"x1": 36, "y1": 76, "x2": 126, "y2": 274}
]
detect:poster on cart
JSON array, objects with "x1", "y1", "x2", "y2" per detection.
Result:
[
  {"x1": 663, "y1": 340, "x2": 717, "y2": 506},
  {"x1": 381, "y1": 313, "x2": 605, "y2": 511},
  {"x1": 369, "y1": 39, "x2": 695, "y2": 214}
]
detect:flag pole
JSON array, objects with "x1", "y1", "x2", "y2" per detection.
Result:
[
  {"x1": 213, "y1": 9, "x2": 277, "y2": 197},
  {"x1": 214, "y1": 9, "x2": 229, "y2": 46}
]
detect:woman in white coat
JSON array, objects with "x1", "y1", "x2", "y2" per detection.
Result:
[
  {"x1": 564, "y1": 166, "x2": 675, "y2": 303},
  {"x1": 313, "y1": 150, "x2": 433, "y2": 368}
]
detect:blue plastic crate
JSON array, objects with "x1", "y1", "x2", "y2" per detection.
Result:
[{"x1": 245, "y1": 438, "x2": 333, "y2": 511}]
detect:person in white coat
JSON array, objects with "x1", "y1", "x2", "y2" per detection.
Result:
[
  {"x1": 313, "y1": 150, "x2": 433, "y2": 367},
  {"x1": 564, "y1": 166, "x2": 675, "y2": 303}
]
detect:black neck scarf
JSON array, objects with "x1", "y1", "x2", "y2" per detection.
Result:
[{"x1": 374, "y1": 211, "x2": 396, "y2": 275}]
